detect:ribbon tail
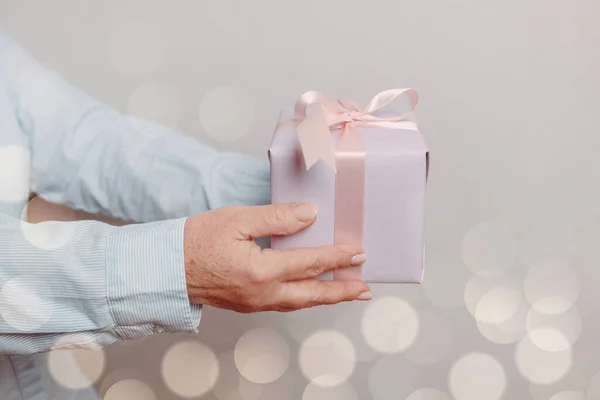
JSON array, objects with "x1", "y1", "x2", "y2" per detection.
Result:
[{"x1": 297, "y1": 105, "x2": 337, "y2": 172}]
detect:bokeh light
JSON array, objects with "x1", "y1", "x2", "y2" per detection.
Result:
[
  {"x1": 528, "y1": 365, "x2": 588, "y2": 400},
  {"x1": 461, "y1": 221, "x2": 517, "y2": 276},
  {"x1": 526, "y1": 328, "x2": 571, "y2": 353},
  {"x1": 283, "y1": 306, "x2": 321, "y2": 344},
  {"x1": 361, "y1": 296, "x2": 419, "y2": 353},
  {"x1": 198, "y1": 86, "x2": 255, "y2": 142},
  {"x1": 476, "y1": 300, "x2": 528, "y2": 344},
  {"x1": 299, "y1": 329, "x2": 356, "y2": 386},
  {"x1": 213, "y1": 350, "x2": 263, "y2": 400},
  {"x1": 98, "y1": 368, "x2": 146, "y2": 397},
  {"x1": 302, "y1": 377, "x2": 358, "y2": 400},
  {"x1": 238, "y1": 374, "x2": 264, "y2": 400},
  {"x1": 49, "y1": 332, "x2": 105, "y2": 350},
  {"x1": 464, "y1": 273, "x2": 523, "y2": 324},
  {"x1": 161, "y1": 340, "x2": 219, "y2": 397},
  {"x1": 20, "y1": 219, "x2": 73, "y2": 250},
  {"x1": 515, "y1": 334, "x2": 572, "y2": 384},
  {"x1": 19, "y1": 196, "x2": 77, "y2": 250},
  {"x1": 406, "y1": 388, "x2": 452, "y2": 400},
  {"x1": 234, "y1": 327, "x2": 290, "y2": 384},
  {"x1": 368, "y1": 354, "x2": 424, "y2": 399},
  {"x1": 334, "y1": 304, "x2": 379, "y2": 363},
  {"x1": 0, "y1": 145, "x2": 31, "y2": 203},
  {"x1": 21, "y1": 196, "x2": 77, "y2": 223},
  {"x1": 404, "y1": 309, "x2": 453, "y2": 365},
  {"x1": 104, "y1": 379, "x2": 156, "y2": 400},
  {"x1": 587, "y1": 369, "x2": 600, "y2": 398},
  {"x1": 0, "y1": 276, "x2": 53, "y2": 331},
  {"x1": 524, "y1": 260, "x2": 580, "y2": 315},
  {"x1": 247, "y1": 366, "x2": 295, "y2": 400},
  {"x1": 422, "y1": 258, "x2": 471, "y2": 310},
  {"x1": 548, "y1": 391, "x2": 585, "y2": 400},
  {"x1": 526, "y1": 307, "x2": 582, "y2": 351},
  {"x1": 448, "y1": 353, "x2": 506, "y2": 400},
  {"x1": 475, "y1": 287, "x2": 522, "y2": 324},
  {"x1": 47, "y1": 343, "x2": 105, "y2": 389}
]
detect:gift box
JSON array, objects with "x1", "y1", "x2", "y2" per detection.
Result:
[{"x1": 268, "y1": 89, "x2": 428, "y2": 283}]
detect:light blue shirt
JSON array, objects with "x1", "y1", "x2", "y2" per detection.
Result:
[{"x1": 0, "y1": 32, "x2": 270, "y2": 399}]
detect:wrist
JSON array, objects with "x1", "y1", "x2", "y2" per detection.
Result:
[
  {"x1": 183, "y1": 215, "x2": 206, "y2": 304},
  {"x1": 183, "y1": 217, "x2": 195, "y2": 301},
  {"x1": 106, "y1": 218, "x2": 202, "y2": 339}
]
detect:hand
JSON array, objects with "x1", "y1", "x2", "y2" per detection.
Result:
[{"x1": 183, "y1": 202, "x2": 371, "y2": 313}]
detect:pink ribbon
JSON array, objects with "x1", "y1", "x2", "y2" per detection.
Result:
[{"x1": 293, "y1": 88, "x2": 420, "y2": 281}]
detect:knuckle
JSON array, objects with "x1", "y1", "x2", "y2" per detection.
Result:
[
  {"x1": 268, "y1": 206, "x2": 289, "y2": 226},
  {"x1": 336, "y1": 247, "x2": 354, "y2": 265},
  {"x1": 307, "y1": 290, "x2": 324, "y2": 308},
  {"x1": 328, "y1": 285, "x2": 350, "y2": 305},
  {"x1": 336, "y1": 245, "x2": 358, "y2": 260},
  {"x1": 246, "y1": 267, "x2": 267, "y2": 284},
  {"x1": 255, "y1": 269, "x2": 271, "y2": 284},
  {"x1": 242, "y1": 254, "x2": 268, "y2": 284},
  {"x1": 307, "y1": 253, "x2": 327, "y2": 275}
]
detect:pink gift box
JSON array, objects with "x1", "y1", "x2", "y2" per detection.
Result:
[{"x1": 268, "y1": 90, "x2": 428, "y2": 283}]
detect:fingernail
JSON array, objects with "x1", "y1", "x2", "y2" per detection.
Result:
[
  {"x1": 356, "y1": 291, "x2": 372, "y2": 301},
  {"x1": 351, "y1": 254, "x2": 367, "y2": 266},
  {"x1": 294, "y1": 202, "x2": 318, "y2": 222}
]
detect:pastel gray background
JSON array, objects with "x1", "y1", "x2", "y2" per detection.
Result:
[{"x1": 1, "y1": 1, "x2": 599, "y2": 399}]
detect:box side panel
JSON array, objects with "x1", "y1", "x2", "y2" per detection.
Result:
[
  {"x1": 361, "y1": 129, "x2": 427, "y2": 283},
  {"x1": 269, "y1": 127, "x2": 337, "y2": 280}
]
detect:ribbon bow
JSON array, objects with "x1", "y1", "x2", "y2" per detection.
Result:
[{"x1": 294, "y1": 88, "x2": 420, "y2": 172}]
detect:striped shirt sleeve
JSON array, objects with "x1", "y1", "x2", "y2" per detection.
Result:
[{"x1": 0, "y1": 213, "x2": 201, "y2": 354}]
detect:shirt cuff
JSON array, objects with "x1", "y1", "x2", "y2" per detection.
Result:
[{"x1": 105, "y1": 217, "x2": 202, "y2": 340}]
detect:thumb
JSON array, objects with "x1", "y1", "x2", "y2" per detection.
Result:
[{"x1": 238, "y1": 202, "x2": 318, "y2": 239}]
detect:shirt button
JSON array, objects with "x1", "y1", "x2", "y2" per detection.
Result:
[{"x1": 153, "y1": 325, "x2": 165, "y2": 334}]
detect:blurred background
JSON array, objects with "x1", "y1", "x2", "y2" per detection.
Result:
[{"x1": 2, "y1": 0, "x2": 600, "y2": 399}]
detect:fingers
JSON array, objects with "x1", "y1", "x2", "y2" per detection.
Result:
[
  {"x1": 277, "y1": 279, "x2": 371, "y2": 310},
  {"x1": 262, "y1": 245, "x2": 366, "y2": 281},
  {"x1": 237, "y1": 202, "x2": 318, "y2": 238}
]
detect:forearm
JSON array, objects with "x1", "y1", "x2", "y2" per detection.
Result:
[
  {"x1": 47, "y1": 112, "x2": 270, "y2": 222},
  {"x1": 0, "y1": 32, "x2": 269, "y2": 223},
  {"x1": 0, "y1": 213, "x2": 200, "y2": 354}
]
